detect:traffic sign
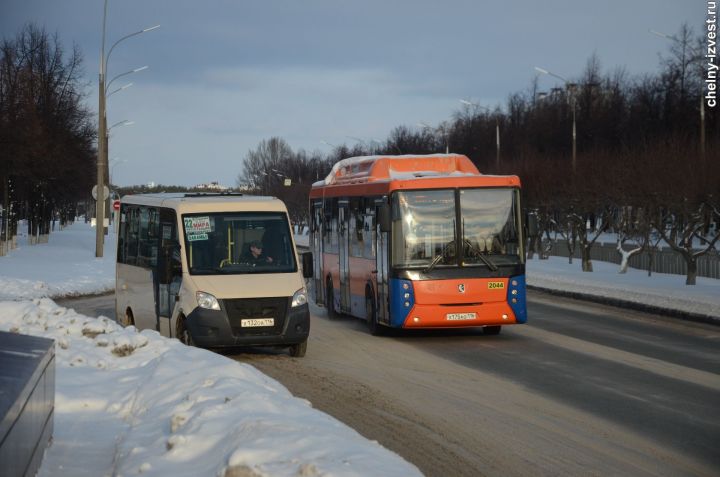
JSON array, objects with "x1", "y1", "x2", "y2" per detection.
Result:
[
  {"x1": 92, "y1": 185, "x2": 110, "y2": 200},
  {"x1": 113, "y1": 200, "x2": 121, "y2": 211}
]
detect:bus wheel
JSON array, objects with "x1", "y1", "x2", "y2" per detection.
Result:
[
  {"x1": 326, "y1": 279, "x2": 338, "y2": 320},
  {"x1": 366, "y1": 292, "x2": 382, "y2": 336},
  {"x1": 176, "y1": 316, "x2": 195, "y2": 346},
  {"x1": 121, "y1": 309, "x2": 135, "y2": 327},
  {"x1": 289, "y1": 340, "x2": 307, "y2": 358},
  {"x1": 483, "y1": 326, "x2": 502, "y2": 335}
]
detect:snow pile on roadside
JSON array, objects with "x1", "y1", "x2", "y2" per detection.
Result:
[
  {"x1": 0, "y1": 222, "x2": 116, "y2": 300},
  {"x1": 527, "y1": 256, "x2": 720, "y2": 319},
  {"x1": 0, "y1": 299, "x2": 421, "y2": 477}
]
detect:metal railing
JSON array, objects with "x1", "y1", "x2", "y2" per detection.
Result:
[{"x1": 540, "y1": 240, "x2": 720, "y2": 279}]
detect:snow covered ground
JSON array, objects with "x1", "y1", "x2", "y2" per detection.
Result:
[
  {"x1": 0, "y1": 221, "x2": 718, "y2": 477},
  {"x1": 526, "y1": 256, "x2": 720, "y2": 321},
  {"x1": 0, "y1": 223, "x2": 421, "y2": 477}
]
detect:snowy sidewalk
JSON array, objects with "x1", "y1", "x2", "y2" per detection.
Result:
[{"x1": 527, "y1": 256, "x2": 720, "y2": 324}]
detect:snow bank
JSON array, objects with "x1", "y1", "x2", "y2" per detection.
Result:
[{"x1": 0, "y1": 299, "x2": 421, "y2": 477}]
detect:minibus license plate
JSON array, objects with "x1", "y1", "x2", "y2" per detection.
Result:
[
  {"x1": 241, "y1": 318, "x2": 274, "y2": 327},
  {"x1": 446, "y1": 312, "x2": 476, "y2": 321}
]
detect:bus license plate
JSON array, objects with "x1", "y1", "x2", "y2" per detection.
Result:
[
  {"x1": 241, "y1": 318, "x2": 274, "y2": 327},
  {"x1": 446, "y1": 312, "x2": 477, "y2": 321}
]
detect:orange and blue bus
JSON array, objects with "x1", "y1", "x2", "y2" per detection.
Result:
[{"x1": 308, "y1": 154, "x2": 527, "y2": 335}]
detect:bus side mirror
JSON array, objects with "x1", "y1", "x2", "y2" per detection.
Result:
[
  {"x1": 527, "y1": 213, "x2": 539, "y2": 237},
  {"x1": 301, "y1": 251, "x2": 313, "y2": 278},
  {"x1": 159, "y1": 240, "x2": 180, "y2": 285},
  {"x1": 378, "y1": 204, "x2": 391, "y2": 233}
]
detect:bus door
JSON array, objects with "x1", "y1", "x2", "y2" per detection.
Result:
[
  {"x1": 156, "y1": 208, "x2": 181, "y2": 337},
  {"x1": 375, "y1": 198, "x2": 389, "y2": 325},
  {"x1": 338, "y1": 200, "x2": 351, "y2": 313},
  {"x1": 312, "y1": 201, "x2": 324, "y2": 304}
]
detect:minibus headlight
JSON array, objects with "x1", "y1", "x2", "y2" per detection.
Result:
[
  {"x1": 196, "y1": 291, "x2": 221, "y2": 310},
  {"x1": 291, "y1": 288, "x2": 308, "y2": 308}
]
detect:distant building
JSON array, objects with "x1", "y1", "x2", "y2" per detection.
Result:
[{"x1": 194, "y1": 181, "x2": 229, "y2": 191}]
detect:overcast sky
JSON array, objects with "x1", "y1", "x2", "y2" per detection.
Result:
[{"x1": 1, "y1": 0, "x2": 705, "y2": 187}]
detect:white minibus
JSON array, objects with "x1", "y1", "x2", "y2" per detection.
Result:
[{"x1": 115, "y1": 192, "x2": 313, "y2": 357}]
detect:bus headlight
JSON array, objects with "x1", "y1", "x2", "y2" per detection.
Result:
[
  {"x1": 291, "y1": 288, "x2": 308, "y2": 307},
  {"x1": 196, "y1": 291, "x2": 221, "y2": 310}
]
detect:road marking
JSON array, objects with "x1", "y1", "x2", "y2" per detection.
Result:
[{"x1": 521, "y1": 326, "x2": 720, "y2": 392}]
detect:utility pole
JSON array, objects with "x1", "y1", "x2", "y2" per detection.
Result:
[{"x1": 95, "y1": 0, "x2": 108, "y2": 258}]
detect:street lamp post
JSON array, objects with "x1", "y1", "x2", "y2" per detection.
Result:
[
  {"x1": 95, "y1": 0, "x2": 159, "y2": 257},
  {"x1": 460, "y1": 99, "x2": 501, "y2": 168},
  {"x1": 535, "y1": 66, "x2": 578, "y2": 173}
]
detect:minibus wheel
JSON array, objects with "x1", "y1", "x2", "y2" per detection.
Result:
[
  {"x1": 289, "y1": 340, "x2": 307, "y2": 358},
  {"x1": 483, "y1": 325, "x2": 502, "y2": 335},
  {"x1": 122, "y1": 309, "x2": 135, "y2": 327},
  {"x1": 326, "y1": 278, "x2": 338, "y2": 320},
  {"x1": 176, "y1": 315, "x2": 195, "y2": 346}
]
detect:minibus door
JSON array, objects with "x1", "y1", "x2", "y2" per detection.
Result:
[
  {"x1": 156, "y1": 212, "x2": 181, "y2": 337},
  {"x1": 338, "y1": 201, "x2": 351, "y2": 313}
]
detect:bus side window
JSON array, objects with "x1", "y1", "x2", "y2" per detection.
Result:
[{"x1": 125, "y1": 207, "x2": 139, "y2": 265}]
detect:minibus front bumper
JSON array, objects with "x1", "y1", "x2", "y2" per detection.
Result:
[{"x1": 185, "y1": 297, "x2": 310, "y2": 348}]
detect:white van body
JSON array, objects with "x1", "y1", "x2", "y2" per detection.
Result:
[{"x1": 115, "y1": 193, "x2": 310, "y2": 357}]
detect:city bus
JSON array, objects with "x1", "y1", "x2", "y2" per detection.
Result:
[
  {"x1": 115, "y1": 192, "x2": 313, "y2": 357},
  {"x1": 308, "y1": 154, "x2": 527, "y2": 335}
]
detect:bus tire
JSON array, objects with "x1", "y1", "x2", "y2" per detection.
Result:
[
  {"x1": 289, "y1": 340, "x2": 307, "y2": 358},
  {"x1": 326, "y1": 278, "x2": 338, "y2": 320},
  {"x1": 121, "y1": 308, "x2": 135, "y2": 327},
  {"x1": 176, "y1": 315, "x2": 195, "y2": 346},
  {"x1": 366, "y1": 291, "x2": 382, "y2": 336},
  {"x1": 483, "y1": 325, "x2": 502, "y2": 335}
]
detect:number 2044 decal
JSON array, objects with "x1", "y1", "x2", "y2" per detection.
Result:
[{"x1": 487, "y1": 281, "x2": 505, "y2": 290}]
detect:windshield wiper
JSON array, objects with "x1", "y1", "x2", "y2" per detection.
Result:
[
  {"x1": 463, "y1": 239, "x2": 499, "y2": 271},
  {"x1": 476, "y1": 252, "x2": 499, "y2": 271},
  {"x1": 423, "y1": 253, "x2": 444, "y2": 274}
]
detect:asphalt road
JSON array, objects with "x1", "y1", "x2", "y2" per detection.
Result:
[{"x1": 58, "y1": 291, "x2": 720, "y2": 477}]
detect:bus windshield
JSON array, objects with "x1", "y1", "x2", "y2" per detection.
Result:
[
  {"x1": 391, "y1": 188, "x2": 521, "y2": 269},
  {"x1": 182, "y1": 212, "x2": 297, "y2": 275}
]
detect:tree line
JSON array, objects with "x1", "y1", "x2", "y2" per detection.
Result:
[
  {"x1": 0, "y1": 23, "x2": 95, "y2": 247},
  {"x1": 238, "y1": 24, "x2": 718, "y2": 284},
  {"x1": 2, "y1": 22, "x2": 717, "y2": 284}
]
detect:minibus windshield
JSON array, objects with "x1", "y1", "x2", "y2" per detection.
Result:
[{"x1": 182, "y1": 212, "x2": 297, "y2": 275}]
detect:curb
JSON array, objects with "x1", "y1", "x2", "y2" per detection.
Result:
[{"x1": 527, "y1": 285, "x2": 720, "y2": 326}]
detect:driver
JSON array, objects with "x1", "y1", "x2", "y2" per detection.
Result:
[{"x1": 242, "y1": 240, "x2": 274, "y2": 266}]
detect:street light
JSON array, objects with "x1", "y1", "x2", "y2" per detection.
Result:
[
  {"x1": 96, "y1": 0, "x2": 159, "y2": 257},
  {"x1": 535, "y1": 66, "x2": 578, "y2": 173},
  {"x1": 460, "y1": 99, "x2": 501, "y2": 168},
  {"x1": 109, "y1": 158, "x2": 128, "y2": 187},
  {"x1": 650, "y1": 28, "x2": 705, "y2": 160}
]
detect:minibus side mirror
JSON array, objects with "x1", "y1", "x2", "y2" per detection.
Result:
[
  {"x1": 159, "y1": 240, "x2": 180, "y2": 285},
  {"x1": 527, "y1": 213, "x2": 539, "y2": 237},
  {"x1": 378, "y1": 204, "x2": 391, "y2": 233},
  {"x1": 301, "y1": 251, "x2": 313, "y2": 278}
]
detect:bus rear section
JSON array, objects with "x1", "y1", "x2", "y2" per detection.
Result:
[
  {"x1": 309, "y1": 154, "x2": 527, "y2": 335},
  {"x1": 116, "y1": 193, "x2": 313, "y2": 357}
]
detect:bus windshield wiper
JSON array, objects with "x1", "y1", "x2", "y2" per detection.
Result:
[
  {"x1": 423, "y1": 253, "x2": 444, "y2": 274},
  {"x1": 463, "y1": 239, "x2": 499, "y2": 271},
  {"x1": 476, "y1": 252, "x2": 499, "y2": 272}
]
